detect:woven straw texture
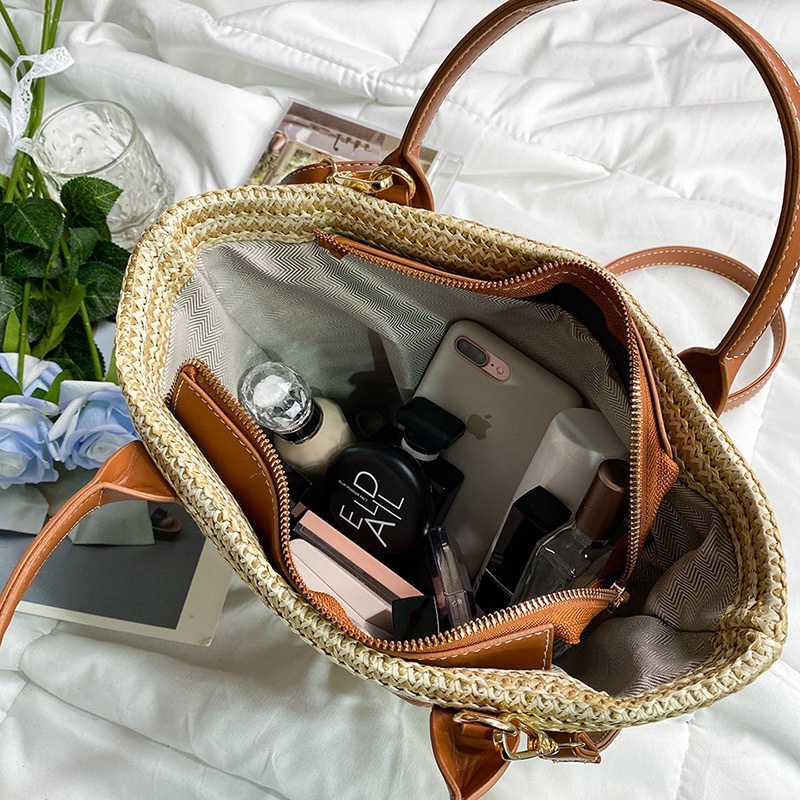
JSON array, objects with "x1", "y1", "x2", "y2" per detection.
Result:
[{"x1": 117, "y1": 184, "x2": 785, "y2": 733}]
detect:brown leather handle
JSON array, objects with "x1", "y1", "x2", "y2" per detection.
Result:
[
  {"x1": 382, "y1": 0, "x2": 800, "y2": 413},
  {"x1": 605, "y1": 247, "x2": 788, "y2": 413},
  {"x1": 0, "y1": 441, "x2": 178, "y2": 645}
]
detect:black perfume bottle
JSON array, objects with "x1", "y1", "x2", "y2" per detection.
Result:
[
  {"x1": 323, "y1": 397, "x2": 465, "y2": 565},
  {"x1": 473, "y1": 486, "x2": 571, "y2": 615},
  {"x1": 395, "y1": 397, "x2": 465, "y2": 524}
]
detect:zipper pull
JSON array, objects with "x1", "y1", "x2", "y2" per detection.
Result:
[
  {"x1": 315, "y1": 229, "x2": 348, "y2": 259},
  {"x1": 607, "y1": 582, "x2": 629, "y2": 611}
]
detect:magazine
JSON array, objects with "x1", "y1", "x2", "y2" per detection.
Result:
[
  {"x1": 247, "y1": 101, "x2": 461, "y2": 200},
  {"x1": 0, "y1": 489, "x2": 231, "y2": 646}
]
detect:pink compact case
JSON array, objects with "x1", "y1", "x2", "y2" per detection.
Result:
[{"x1": 291, "y1": 509, "x2": 422, "y2": 638}]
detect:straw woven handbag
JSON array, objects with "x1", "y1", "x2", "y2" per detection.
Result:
[{"x1": 0, "y1": 1, "x2": 795, "y2": 798}]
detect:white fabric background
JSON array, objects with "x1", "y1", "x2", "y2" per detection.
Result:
[{"x1": 1, "y1": 0, "x2": 799, "y2": 797}]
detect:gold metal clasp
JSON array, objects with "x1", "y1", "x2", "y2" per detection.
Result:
[
  {"x1": 452, "y1": 711, "x2": 583, "y2": 762},
  {"x1": 324, "y1": 159, "x2": 416, "y2": 200},
  {"x1": 494, "y1": 719, "x2": 564, "y2": 761},
  {"x1": 452, "y1": 710, "x2": 518, "y2": 737}
]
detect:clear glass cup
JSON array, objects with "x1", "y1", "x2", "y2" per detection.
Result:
[{"x1": 31, "y1": 100, "x2": 174, "y2": 250}]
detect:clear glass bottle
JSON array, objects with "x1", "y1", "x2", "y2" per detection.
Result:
[
  {"x1": 510, "y1": 459, "x2": 629, "y2": 603},
  {"x1": 239, "y1": 360, "x2": 355, "y2": 479}
]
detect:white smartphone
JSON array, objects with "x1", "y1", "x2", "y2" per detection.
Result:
[{"x1": 413, "y1": 320, "x2": 582, "y2": 577}]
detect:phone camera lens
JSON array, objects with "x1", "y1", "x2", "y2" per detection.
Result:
[{"x1": 456, "y1": 336, "x2": 488, "y2": 366}]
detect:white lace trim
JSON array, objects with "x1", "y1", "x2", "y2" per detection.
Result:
[{"x1": 1, "y1": 46, "x2": 74, "y2": 170}]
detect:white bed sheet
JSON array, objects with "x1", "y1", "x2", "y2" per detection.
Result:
[{"x1": 1, "y1": 0, "x2": 799, "y2": 797}]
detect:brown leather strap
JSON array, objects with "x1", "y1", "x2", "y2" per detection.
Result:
[
  {"x1": 0, "y1": 441, "x2": 177, "y2": 644},
  {"x1": 430, "y1": 707, "x2": 513, "y2": 800},
  {"x1": 606, "y1": 247, "x2": 787, "y2": 412},
  {"x1": 381, "y1": 0, "x2": 800, "y2": 414},
  {"x1": 430, "y1": 707, "x2": 618, "y2": 799}
]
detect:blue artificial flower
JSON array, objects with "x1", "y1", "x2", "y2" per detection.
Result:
[
  {"x1": 0, "y1": 353, "x2": 62, "y2": 396},
  {"x1": 49, "y1": 381, "x2": 138, "y2": 470},
  {"x1": 0, "y1": 395, "x2": 60, "y2": 488}
]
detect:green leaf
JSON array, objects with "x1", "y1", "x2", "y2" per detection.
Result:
[
  {"x1": 49, "y1": 316, "x2": 104, "y2": 381},
  {"x1": 92, "y1": 240, "x2": 131, "y2": 271},
  {"x1": 0, "y1": 276, "x2": 24, "y2": 334},
  {"x1": 61, "y1": 177, "x2": 123, "y2": 226},
  {"x1": 39, "y1": 370, "x2": 69, "y2": 405},
  {"x1": 3, "y1": 244, "x2": 51, "y2": 279},
  {"x1": 48, "y1": 356, "x2": 84, "y2": 380},
  {"x1": 2, "y1": 310, "x2": 29, "y2": 354},
  {"x1": 1, "y1": 312, "x2": 18, "y2": 354},
  {"x1": 31, "y1": 283, "x2": 86, "y2": 359},
  {"x1": 93, "y1": 220, "x2": 113, "y2": 242},
  {"x1": 0, "y1": 289, "x2": 46, "y2": 351},
  {"x1": 4, "y1": 198, "x2": 64, "y2": 251},
  {"x1": 47, "y1": 252, "x2": 67, "y2": 279},
  {"x1": 25, "y1": 296, "x2": 49, "y2": 344},
  {"x1": 69, "y1": 227, "x2": 100, "y2": 276},
  {"x1": 0, "y1": 370, "x2": 23, "y2": 401},
  {"x1": 104, "y1": 346, "x2": 118, "y2": 384},
  {"x1": 78, "y1": 261, "x2": 123, "y2": 321},
  {"x1": 0, "y1": 202, "x2": 16, "y2": 226}
]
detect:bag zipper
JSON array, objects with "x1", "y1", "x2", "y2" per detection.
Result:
[
  {"x1": 173, "y1": 225, "x2": 646, "y2": 655},
  {"x1": 168, "y1": 358, "x2": 305, "y2": 594}
]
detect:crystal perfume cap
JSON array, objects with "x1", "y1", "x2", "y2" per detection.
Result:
[
  {"x1": 575, "y1": 459, "x2": 629, "y2": 541},
  {"x1": 239, "y1": 361, "x2": 322, "y2": 443}
]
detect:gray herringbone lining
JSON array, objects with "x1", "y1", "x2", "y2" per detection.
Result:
[
  {"x1": 559, "y1": 482, "x2": 735, "y2": 696},
  {"x1": 167, "y1": 238, "x2": 735, "y2": 698}
]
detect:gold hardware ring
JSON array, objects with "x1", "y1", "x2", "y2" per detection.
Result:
[{"x1": 324, "y1": 158, "x2": 417, "y2": 201}]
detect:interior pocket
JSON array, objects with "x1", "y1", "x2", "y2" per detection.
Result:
[{"x1": 557, "y1": 480, "x2": 738, "y2": 695}]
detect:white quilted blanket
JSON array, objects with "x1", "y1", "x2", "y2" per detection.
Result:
[{"x1": 2, "y1": 1, "x2": 799, "y2": 797}]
